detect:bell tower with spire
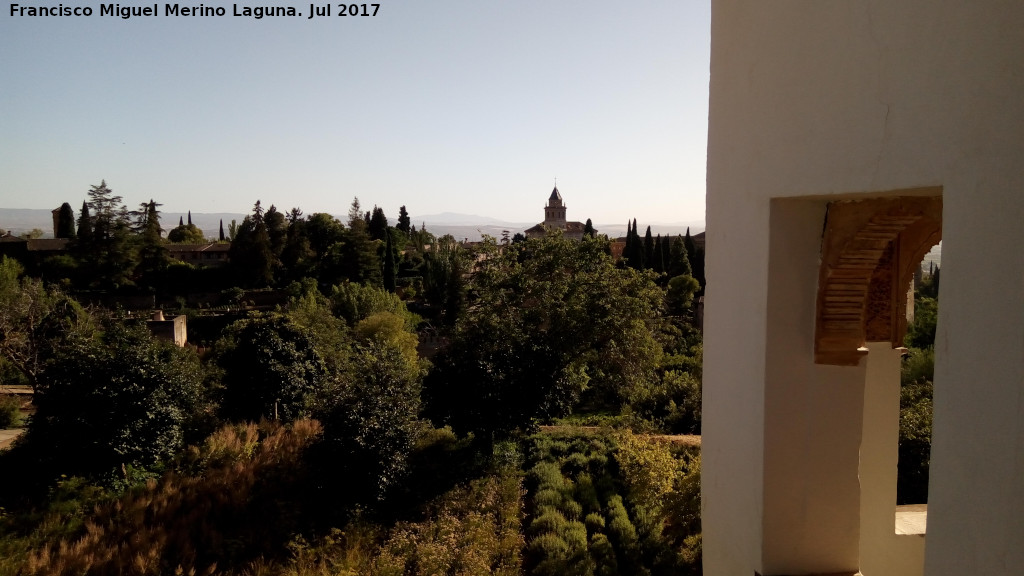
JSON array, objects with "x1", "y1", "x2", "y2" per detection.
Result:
[{"x1": 544, "y1": 185, "x2": 567, "y2": 229}]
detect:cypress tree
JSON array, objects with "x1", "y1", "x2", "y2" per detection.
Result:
[
  {"x1": 187, "y1": 211, "x2": 193, "y2": 226},
  {"x1": 668, "y1": 235, "x2": 692, "y2": 277},
  {"x1": 56, "y1": 202, "x2": 76, "y2": 238},
  {"x1": 643, "y1": 226, "x2": 654, "y2": 270},
  {"x1": 219, "y1": 219, "x2": 225, "y2": 241},
  {"x1": 683, "y1": 227, "x2": 696, "y2": 266},
  {"x1": 179, "y1": 216, "x2": 184, "y2": 226},
  {"x1": 652, "y1": 234, "x2": 664, "y2": 273},
  {"x1": 383, "y1": 231, "x2": 397, "y2": 292},
  {"x1": 77, "y1": 201, "x2": 93, "y2": 243},
  {"x1": 659, "y1": 233, "x2": 670, "y2": 273},
  {"x1": 583, "y1": 218, "x2": 595, "y2": 238}
]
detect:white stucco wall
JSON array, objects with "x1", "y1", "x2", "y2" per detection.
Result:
[{"x1": 705, "y1": 2, "x2": 1024, "y2": 575}]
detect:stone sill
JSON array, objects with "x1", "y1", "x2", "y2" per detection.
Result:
[{"x1": 895, "y1": 504, "x2": 927, "y2": 535}]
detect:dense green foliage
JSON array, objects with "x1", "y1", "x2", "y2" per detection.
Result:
[
  {"x1": 897, "y1": 268, "x2": 939, "y2": 504},
  {"x1": 0, "y1": 192, "x2": 707, "y2": 576},
  {"x1": 0, "y1": 395, "x2": 21, "y2": 429},
  {"x1": 215, "y1": 314, "x2": 331, "y2": 423},
  {"x1": 28, "y1": 319, "x2": 205, "y2": 480},
  {"x1": 523, "y1": 430, "x2": 701, "y2": 576},
  {"x1": 427, "y1": 234, "x2": 666, "y2": 442}
]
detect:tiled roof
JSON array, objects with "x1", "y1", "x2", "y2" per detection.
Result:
[
  {"x1": 26, "y1": 238, "x2": 70, "y2": 251},
  {"x1": 167, "y1": 242, "x2": 230, "y2": 253}
]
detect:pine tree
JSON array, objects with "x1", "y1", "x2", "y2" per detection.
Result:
[
  {"x1": 347, "y1": 197, "x2": 363, "y2": 228},
  {"x1": 136, "y1": 199, "x2": 169, "y2": 292},
  {"x1": 83, "y1": 180, "x2": 135, "y2": 289},
  {"x1": 397, "y1": 205, "x2": 411, "y2": 235},
  {"x1": 264, "y1": 204, "x2": 288, "y2": 260},
  {"x1": 229, "y1": 200, "x2": 275, "y2": 286},
  {"x1": 369, "y1": 206, "x2": 389, "y2": 241}
]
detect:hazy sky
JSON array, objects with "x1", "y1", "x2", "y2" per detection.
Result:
[{"x1": 1, "y1": 1, "x2": 710, "y2": 225}]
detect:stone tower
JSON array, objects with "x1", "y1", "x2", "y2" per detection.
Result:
[{"x1": 543, "y1": 186, "x2": 567, "y2": 229}]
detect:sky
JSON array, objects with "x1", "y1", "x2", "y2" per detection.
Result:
[{"x1": 0, "y1": 1, "x2": 711, "y2": 226}]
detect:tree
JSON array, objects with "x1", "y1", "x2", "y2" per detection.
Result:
[
  {"x1": 321, "y1": 340, "x2": 423, "y2": 502},
  {"x1": 426, "y1": 235, "x2": 664, "y2": 442},
  {"x1": 368, "y1": 206, "x2": 389, "y2": 241},
  {"x1": 397, "y1": 205, "x2": 412, "y2": 236},
  {"x1": 652, "y1": 234, "x2": 665, "y2": 273},
  {"x1": 135, "y1": 199, "x2": 170, "y2": 291},
  {"x1": 219, "y1": 219, "x2": 226, "y2": 241},
  {"x1": 330, "y1": 281, "x2": 418, "y2": 329},
  {"x1": 280, "y1": 208, "x2": 314, "y2": 281},
  {"x1": 643, "y1": 226, "x2": 655, "y2": 270},
  {"x1": 383, "y1": 230, "x2": 397, "y2": 292},
  {"x1": 666, "y1": 275, "x2": 700, "y2": 316},
  {"x1": 55, "y1": 203, "x2": 75, "y2": 238},
  {"x1": 323, "y1": 202, "x2": 381, "y2": 287},
  {"x1": 81, "y1": 180, "x2": 136, "y2": 289},
  {"x1": 347, "y1": 197, "x2": 364, "y2": 228},
  {"x1": 0, "y1": 257, "x2": 89, "y2": 388},
  {"x1": 228, "y1": 201, "x2": 275, "y2": 287},
  {"x1": 668, "y1": 235, "x2": 692, "y2": 278},
  {"x1": 265, "y1": 204, "x2": 288, "y2": 260},
  {"x1": 167, "y1": 224, "x2": 205, "y2": 243},
  {"x1": 29, "y1": 318, "x2": 204, "y2": 479},
  {"x1": 76, "y1": 200, "x2": 92, "y2": 244},
  {"x1": 215, "y1": 314, "x2": 330, "y2": 423},
  {"x1": 422, "y1": 234, "x2": 467, "y2": 324},
  {"x1": 583, "y1": 218, "x2": 596, "y2": 238}
]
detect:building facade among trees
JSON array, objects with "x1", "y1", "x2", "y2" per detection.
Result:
[{"x1": 524, "y1": 186, "x2": 591, "y2": 240}]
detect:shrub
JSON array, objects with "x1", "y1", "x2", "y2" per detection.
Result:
[
  {"x1": 22, "y1": 420, "x2": 323, "y2": 576},
  {"x1": 29, "y1": 320, "x2": 205, "y2": 480},
  {"x1": 615, "y1": 431, "x2": 680, "y2": 511},
  {"x1": 584, "y1": 512, "x2": 606, "y2": 533},
  {"x1": 0, "y1": 395, "x2": 20, "y2": 429},
  {"x1": 535, "y1": 488, "x2": 564, "y2": 508},
  {"x1": 372, "y1": 472, "x2": 524, "y2": 576},
  {"x1": 530, "y1": 507, "x2": 569, "y2": 536},
  {"x1": 574, "y1": 474, "x2": 602, "y2": 514}
]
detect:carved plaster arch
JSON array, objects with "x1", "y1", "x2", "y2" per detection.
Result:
[{"x1": 815, "y1": 194, "x2": 942, "y2": 365}]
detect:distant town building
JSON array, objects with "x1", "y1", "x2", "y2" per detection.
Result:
[{"x1": 524, "y1": 186, "x2": 592, "y2": 240}]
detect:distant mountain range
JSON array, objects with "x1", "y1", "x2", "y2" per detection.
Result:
[{"x1": 0, "y1": 208, "x2": 706, "y2": 243}]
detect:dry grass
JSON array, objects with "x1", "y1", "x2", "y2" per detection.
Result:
[{"x1": 23, "y1": 419, "x2": 322, "y2": 576}]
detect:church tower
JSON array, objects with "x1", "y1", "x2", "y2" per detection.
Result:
[{"x1": 543, "y1": 186, "x2": 567, "y2": 229}]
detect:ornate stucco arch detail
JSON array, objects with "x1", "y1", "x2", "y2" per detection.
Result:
[{"x1": 815, "y1": 194, "x2": 942, "y2": 365}]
